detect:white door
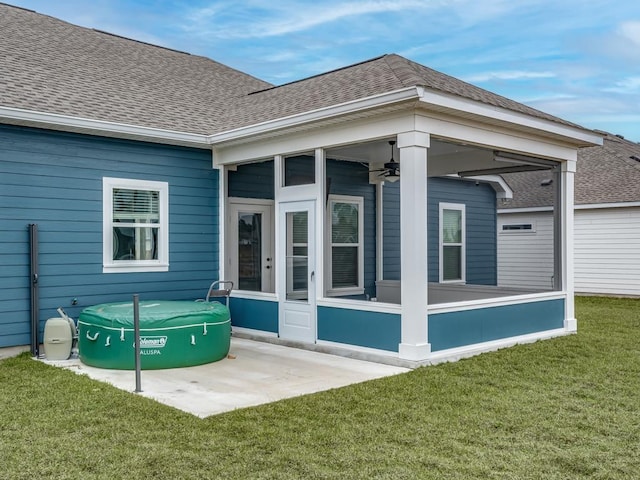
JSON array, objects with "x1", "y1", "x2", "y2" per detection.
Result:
[
  {"x1": 228, "y1": 201, "x2": 274, "y2": 292},
  {"x1": 278, "y1": 200, "x2": 316, "y2": 343}
]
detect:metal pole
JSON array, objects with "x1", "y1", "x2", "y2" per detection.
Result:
[
  {"x1": 29, "y1": 224, "x2": 39, "y2": 357},
  {"x1": 133, "y1": 294, "x2": 142, "y2": 393}
]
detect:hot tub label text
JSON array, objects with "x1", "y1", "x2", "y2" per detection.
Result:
[
  {"x1": 140, "y1": 336, "x2": 167, "y2": 348},
  {"x1": 140, "y1": 349, "x2": 162, "y2": 356}
]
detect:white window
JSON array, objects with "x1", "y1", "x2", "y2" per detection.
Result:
[
  {"x1": 327, "y1": 195, "x2": 364, "y2": 295},
  {"x1": 103, "y1": 177, "x2": 169, "y2": 273},
  {"x1": 439, "y1": 202, "x2": 465, "y2": 283}
]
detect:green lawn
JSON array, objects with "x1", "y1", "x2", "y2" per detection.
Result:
[{"x1": 1, "y1": 296, "x2": 639, "y2": 479}]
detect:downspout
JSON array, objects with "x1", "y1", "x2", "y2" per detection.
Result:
[{"x1": 29, "y1": 224, "x2": 39, "y2": 357}]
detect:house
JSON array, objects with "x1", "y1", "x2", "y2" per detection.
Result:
[
  {"x1": 0, "y1": 4, "x2": 603, "y2": 365},
  {"x1": 498, "y1": 132, "x2": 640, "y2": 297}
]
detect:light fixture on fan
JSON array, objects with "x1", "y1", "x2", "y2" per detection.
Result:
[{"x1": 371, "y1": 140, "x2": 400, "y2": 182}]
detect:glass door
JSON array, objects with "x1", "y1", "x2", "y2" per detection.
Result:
[
  {"x1": 278, "y1": 200, "x2": 316, "y2": 343},
  {"x1": 228, "y1": 201, "x2": 274, "y2": 292}
]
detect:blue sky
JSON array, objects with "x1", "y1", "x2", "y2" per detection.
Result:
[{"x1": 6, "y1": 0, "x2": 640, "y2": 142}]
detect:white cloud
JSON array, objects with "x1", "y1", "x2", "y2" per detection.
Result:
[
  {"x1": 604, "y1": 76, "x2": 640, "y2": 93},
  {"x1": 185, "y1": 0, "x2": 452, "y2": 39},
  {"x1": 464, "y1": 70, "x2": 556, "y2": 82},
  {"x1": 618, "y1": 20, "x2": 640, "y2": 46}
]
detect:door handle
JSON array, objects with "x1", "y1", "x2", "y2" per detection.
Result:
[{"x1": 310, "y1": 271, "x2": 315, "y2": 281}]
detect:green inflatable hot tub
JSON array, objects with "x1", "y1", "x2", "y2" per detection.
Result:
[{"x1": 78, "y1": 300, "x2": 231, "y2": 370}]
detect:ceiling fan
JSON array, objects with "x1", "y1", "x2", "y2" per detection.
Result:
[{"x1": 370, "y1": 140, "x2": 400, "y2": 182}]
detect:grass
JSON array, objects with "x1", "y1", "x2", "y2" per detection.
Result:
[{"x1": 1, "y1": 296, "x2": 639, "y2": 479}]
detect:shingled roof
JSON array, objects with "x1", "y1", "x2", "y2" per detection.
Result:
[
  {"x1": 501, "y1": 133, "x2": 640, "y2": 208},
  {"x1": 0, "y1": 3, "x2": 272, "y2": 135},
  {"x1": 1, "y1": 2, "x2": 589, "y2": 136}
]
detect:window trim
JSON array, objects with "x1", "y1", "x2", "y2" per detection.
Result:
[
  {"x1": 103, "y1": 177, "x2": 169, "y2": 273},
  {"x1": 326, "y1": 194, "x2": 365, "y2": 296},
  {"x1": 439, "y1": 202, "x2": 466, "y2": 284}
]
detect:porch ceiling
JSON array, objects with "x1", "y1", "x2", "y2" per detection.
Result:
[{"x1": 327, "y1": 138, "x2": 554, "y2": 178}]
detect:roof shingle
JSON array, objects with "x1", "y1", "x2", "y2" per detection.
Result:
[
  {"x1": 502, "y1": 133, "x2": 640, "y2": 208},
  {"x1": 0, "y1": 3, "x2": 592, "y2": 136}
]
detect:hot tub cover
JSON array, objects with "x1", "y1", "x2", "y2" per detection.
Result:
[{"x1": 80, "y1": 300, "x2": 229, "y2": 328}]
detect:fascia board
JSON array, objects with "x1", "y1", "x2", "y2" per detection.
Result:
[
  {"x1": 207, "y1": 87, "x2": 421, "y2": 144},
  {"x1": 0, "y1": 106, "x2": 209, "y2": 146},
  {"x1": 418, "y1": 90, "x2": 603, "y2": 147}
]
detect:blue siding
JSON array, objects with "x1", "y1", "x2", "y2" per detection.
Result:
[
  {"x1": 228, "y1": 160, "x2": 274, "y2": 200},
  {"x1": 317, "y1": 306, "x2": 400, "y2": 352},
  {"x1": 0, "y1": 125, "x2": 219, "y2": 348},
  {"x1": 326, "y1": 159, "x2": 377, "y2": 297},
  {"x1": 382, "y1": 178, "x2": 497, "y2": 286},
  {"x1": 229, "y1": 297, "x2": 278, "y2": 333},
  {"x1": 382, "y1": 182, "x2": 401, "y2": 281},
  {"x1": 428, "y1": 178, "x2": 496, "y2": 285},
  {"x1": 429, "y1": 298, "x2": 565, "y2": 351}
]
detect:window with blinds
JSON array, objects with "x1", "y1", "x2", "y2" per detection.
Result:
[
  {"x1": 439, "y1": 203, "x2": 465, "y2": 282},
  {"x1": 327, "y1": 195, "x2": 364, "y2": 295},
  {"x1": 112, "y1": 189, "x2": 160, "y2": 261},
  {"x1": 103, "y1": 178, "x2": 169, "y2": 273}
]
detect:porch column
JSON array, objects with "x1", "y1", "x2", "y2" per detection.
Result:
[
  {"x1": 560, "y1": 158, "x2": 577, "y2": 331},
  {"x1": 397, "y1": 131, "x2": 431, "y2": 361}
]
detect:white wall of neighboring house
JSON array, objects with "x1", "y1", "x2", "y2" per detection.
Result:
[
  {"x1": 498, "y1": 206, "x2": 640, "y2": 296},
  {"x1": 497, "y1": 211, "x2": 554, "y2": 290},
  {"x1": 574, "y1": 206, "x2": 640, "y2": 296}
]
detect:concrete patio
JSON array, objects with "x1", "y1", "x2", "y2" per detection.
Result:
[{"x1": 38, "y1": 337, "x2": 409, "y2": 417}]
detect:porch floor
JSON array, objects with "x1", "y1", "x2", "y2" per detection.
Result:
[
  {"x1": 429, "y1": 283, "x2": 548, "y2": 304},
  {"x1": 39, "y1": 337, "x2": 409, "y2": 417}
]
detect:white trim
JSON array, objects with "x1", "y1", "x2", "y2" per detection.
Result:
[
  {"x1": 418, "y1": 90, "x2": 602, "y2": 146},
  {"x1": 575, "y1": 202, "x2": 640, "y2": 210},
  {"x1": 326, "y1": 194, "x2": 365, "y2": 296},
  {"x1": 439, "y1": 202, "x2": 466, "y2": 283},
  {"x1": 231, "y1": 291, "x2": 278, "y2": 302},
  {"x1": 207, "y1": 87, "x2": 421, "y2": 144},
  {"x1": 219, "y1": 163, "x2": 227, "y2": 284},
  {"x1": 230, "y1": 291, "x2": 278, "y2": 301},
  {"x1": 0, "y1": 106, "x2": 209, "y2": 146},
  {"x1": 231, "y1": 326, "x2": 279, "y2": 338},
  {"x1": 315, "y1": 339, "x2": 400, "y2": 358},
  {"x1": 498, "y1": 206, "x2": 554, "y2": 214},
  {"x1": 446, "y1": 174, "x2": 513, "y2": 199},
  {"x1": 315, "y1": 148, "x2": 327, "y2": 306},
  {"x1": 429, "y1": 291, "x2": 566, "y2": 314},
  {"x1": 398, "y1": 138, "x2": 430, "y2": 356},
  {"x1": 499, "y1": 202, "x2": 640, "y2": 215},
  {"x1": 317, "y1": 298, "x2": 402, "y2": 314},
  {"x1": 102, "y1": 177, "x2": 169, "y2": 273},
  {"x1": 560, "y1": 161, "x2": 575, "y2": 323},
  {"x1": 376, "y1": 183, "x2": 384, "y2": 281},
  {"x1": 426, "y1": 328, "x2": 569, "y2": 365}
]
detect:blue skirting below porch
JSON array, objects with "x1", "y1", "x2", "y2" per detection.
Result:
[
  {"x1": 317, "y1": 306, "x2": 400, "y2": 352},
  {"x1": 429, "y1": 298, "x2": 565, "y2": 352},
  {"x1": 229, "y1": 297, "x2": 278, "y2": 334}
]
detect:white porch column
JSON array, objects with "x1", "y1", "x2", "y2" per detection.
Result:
[
  {"x1": 397, "y1": 131, "x2": 431, "y2": 361},
  {"x1": 561, "y1": 159, "x2": 577, "y2": 331}
]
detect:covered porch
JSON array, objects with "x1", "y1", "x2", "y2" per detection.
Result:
[{"x1": 211, "y1": 89, "x2": 599, "y2": 365}]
